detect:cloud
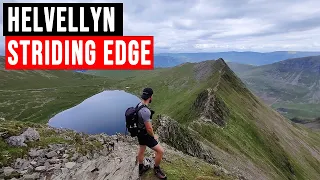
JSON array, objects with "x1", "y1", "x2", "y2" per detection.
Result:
[{"x1": 1, "y1": 0, "x2": 320, "y2": 53}]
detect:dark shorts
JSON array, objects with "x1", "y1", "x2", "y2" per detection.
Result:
[{"x1": 137, "y1": 133, "x2": 158, "y2": 148}]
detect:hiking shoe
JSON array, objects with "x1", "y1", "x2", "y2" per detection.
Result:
[
  {"x1": 154, "y1": 166, "x2": 167, "y2": 179},
  {"x1": 139, "y1": 164, "x2": 150, "y2": 176}
]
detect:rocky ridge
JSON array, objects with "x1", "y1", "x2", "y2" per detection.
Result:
[
  {"x1": 1, "y1": 123, "x2": 234, "y2": 180},
  {"x1": 1, "y1": 126, "x2": 140, "y2": 180}
]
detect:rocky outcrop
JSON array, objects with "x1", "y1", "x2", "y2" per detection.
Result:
[
  {"x1": 156, "y1": 116, "x2": 218, "y2": 165},
  {"x1": 6, "y1": 135, "x2": 27, "y2": 147},
  {"x1": 1, "y1": 122, "x2": 236, "y2": 180},
  {"x1": 0, "y1": 127, "x2": 149, "y2": 180},
  {"x1": 5, "y1": 128, "x2": 40, "y2": 147},
  {"x1": 193, "y1": 89, "x2": 229, "y2": 126}
]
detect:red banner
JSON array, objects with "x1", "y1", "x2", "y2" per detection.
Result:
[{"x1": 5, "y1": 36, "x2": 154, "y2": 70}]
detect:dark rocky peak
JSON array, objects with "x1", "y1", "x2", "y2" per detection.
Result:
[
  {"x1": 216, "y1": 58, "x2": 227, "y2": 65},
  {"x1": 193, "y1": 60, "x2": 215, "y2": 82}
]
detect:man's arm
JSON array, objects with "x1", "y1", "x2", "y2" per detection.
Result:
[
  {"x1": 144, "y1": 121, "x2": 155, "y2": 137},
  {"x1": 140, "y1": 108, "x2": 155, "y2": 137}
]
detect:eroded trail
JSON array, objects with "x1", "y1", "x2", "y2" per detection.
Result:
[
  {"x1": 213, "y1": 62, "x2": 226, "y2": 92},
  {"x1": 51, "y1": 140, "x2": 140, "y2": 180}
]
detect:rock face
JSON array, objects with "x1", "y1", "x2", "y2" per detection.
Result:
[
  {"x1": 193, "y1": 60, "x2": 215, "y2": 82},
  {"x1": 5, "y1": 128, "x2": 40, "y2": 147},
  {"x1": 156, "y1": 116, "x2": 217, "y2": 165},
  {"x1": 193, "y1": 88, "x2": 229, "y2": 126}
]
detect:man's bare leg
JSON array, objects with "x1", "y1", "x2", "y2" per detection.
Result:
[
  {"x1": 138, "y1": 145, "x2": 146, "y2": 164},
  {"x1": 138, "y1": 145, "x2": 150, "y2": 176},
  {"x1": 152, "y1": 144, "x2": 167, "y2": 179},
  {"x1": 152, "y1": 144, "x2": 164, "y2": 167}
]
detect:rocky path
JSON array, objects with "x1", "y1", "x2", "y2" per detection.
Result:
[
  {"x1": 51, "y1": 141, "x2": 141, "y2": 180},
  {"x1": 1, "y1": 126, "x2": 168, "y2": 180},
  {"x1": 1, "y1": 122, "x2": 235, "y2": 180},
  {"x1": 213, "y1": 62, "x2": 226, "y2": 92},
  {"x1": 1, "y1": 126, "x2": 147, "y2": 180}
]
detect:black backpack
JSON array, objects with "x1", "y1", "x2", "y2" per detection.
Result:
[{"x1": 125, "y1": 103, "x2": 147, "y2": 137}]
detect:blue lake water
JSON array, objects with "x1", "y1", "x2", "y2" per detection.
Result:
[{"x1": 48, "y1": 90, "x2": 140, "y2": 135}]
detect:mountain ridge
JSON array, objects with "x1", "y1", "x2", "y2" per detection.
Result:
[
  {"x1": 232, "y1": 55, "x2": 320, "y2": 120},
  {"x1": 87, "y1": 58, "x2": 320, "y2": 179}
]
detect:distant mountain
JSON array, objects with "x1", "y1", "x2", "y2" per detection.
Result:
[
  {"x1": 154, "y1": 51, "x2": 320, "y2": 67},
  {"x1": 233, "y1": 55, "x2": 320, "y2": 120},
  {"x1": 226, "y1": 62, "x2": 256, "y2": 74},
  {"x1": 154, "y1": 55, "x2": 187, "y2": 67}
]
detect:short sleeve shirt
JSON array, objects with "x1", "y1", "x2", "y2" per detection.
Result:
[{"x1": 137, "y1": 102, "x2": 151, "y2": 129}]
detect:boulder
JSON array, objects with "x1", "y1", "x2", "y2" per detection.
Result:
[
  {"x1": 36, "y1": 158, "x2": 47, "y2": 166},
  {"x1": 35, "y1": 166, "x2": 46, "y2": 172},
  {"x1": 28, "y1": 149, "x2": 40, "y2": 158},
  {"x1": 6, "y1": 135, "x2": 27, "y2": 147},
  {"x1": 30, "y1": 161, "x2": 37, "y2": 167},
  {"x1": 23, "y1": 173, "x2": 40, "y2": 180},
  {"x1": 14, "y1": 158, "x2": 29, "y2": 170},
  {"x1": 49, "y1": 158, "x2": 60, "y2": 164},
  {"x1": 71, "y1": 153, "x2": 79, "y2": 161},
  {"x1": 28, "y1": 149, "x2": 45, "y2": 158},
  {"x1": 3, "y1": 167, "x2": 15, "y2": 176},
  {"x1": 5, "y1": 128, "x2": 40, "y2": 147},
  {"x1": 65, "y1": 162, "x2": 76, "y2": 169},
  {"x1": 21, "y1": 128, "x2": 40, "y2": 141},
  {"x1": 45, "y1": 151, "x2": 58, "y2": 159},
  {"x1": 19, "y1": 170, "x2": 28, "y2": 175}
]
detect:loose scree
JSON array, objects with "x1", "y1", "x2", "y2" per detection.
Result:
[{"x1": 3, "y1": 3, "x2": 154, "y2": 70}]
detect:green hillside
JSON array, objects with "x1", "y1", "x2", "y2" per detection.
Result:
[
  {"x1": 87, "y1": 59, "x2": 320, "y2": 180},
  {"x1": 230, "y1": 55, "x2": 320, "y2": 120},
  {"x1": 1, "y1": 57, "x2": 320, "y2": 179},
  {"x1": 0, "y1": 56, "x2": 116, "y2": 123}
]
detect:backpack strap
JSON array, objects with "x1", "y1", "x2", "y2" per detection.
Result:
[
  {"x1": 135, "y1": 103, "x2": 148, "y2": 125},
  {"x1": 135, "y1": 103, "x2": 148, "y2": 113}
]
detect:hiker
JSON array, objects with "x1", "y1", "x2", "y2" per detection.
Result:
[{"x1": 136, "y1": 88, "x2": 167, "y2": 179}]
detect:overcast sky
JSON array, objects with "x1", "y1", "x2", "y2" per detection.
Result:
[{"x1": 1, "y1": 0, "x2": 320, "y2": 54}]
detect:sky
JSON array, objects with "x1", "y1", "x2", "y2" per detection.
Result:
[{"x1": 1, "y1": 0, "x2": 320, "y2": 54}]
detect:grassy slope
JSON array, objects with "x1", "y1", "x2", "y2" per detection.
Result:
[
  {"x1": 0, "y1": 58, "x2": 231, "y2": 179},
  {"x1": 230, "y1": 56, "x2": 320, "y2": 120},
  {"x1": 87, "y1": 60, "x2": 320, "y2": 179},
  {"x1": 0, "y1": 57, "x2": 118, "y2": 123},
  {"x1": 194, "y1": 63, "x2": 320, "y2": 180}
]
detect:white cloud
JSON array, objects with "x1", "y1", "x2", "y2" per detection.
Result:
[{"x1": 1, "y1": 0, "x2": 320, "y2": 53}]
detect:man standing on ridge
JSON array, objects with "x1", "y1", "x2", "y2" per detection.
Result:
[{"x1": 136, "y1": 87, "x2": 167, "y2": 179}]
